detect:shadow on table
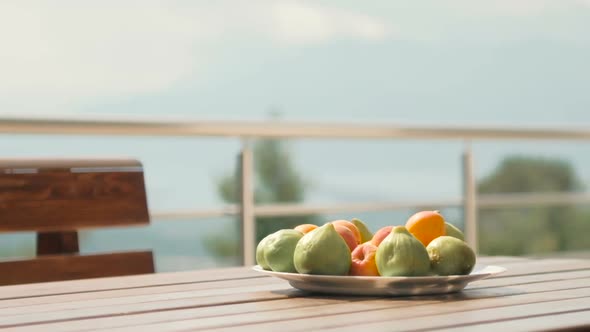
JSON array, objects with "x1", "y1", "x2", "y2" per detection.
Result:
[{"x1": 271, "y1": 287, "x2": 525, "y2": 302}]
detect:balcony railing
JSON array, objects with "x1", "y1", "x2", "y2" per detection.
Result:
[{"x1": 2, "y1": 114, "x2": 590, "y2": 265}]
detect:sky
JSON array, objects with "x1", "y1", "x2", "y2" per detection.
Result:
[
  {"x1": 1, "y1": 1, "x2": 590, "y2": 270},
  {"x1": 1, "y1": 0, "x2": 590, "y2": 208},
  {"x1": 1, "y1": 0, "x2": 589, "y2": 124}
]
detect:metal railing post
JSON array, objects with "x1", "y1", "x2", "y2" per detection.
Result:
[
  {"x1": 462, "y1": 142, "x2": 478, "y2": 252},
  {"x1": 238, "y1": 139, "x2": 256, "y2": 266}
]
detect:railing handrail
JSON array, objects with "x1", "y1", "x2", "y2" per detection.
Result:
[
  {"x1": 151, "y1": 192, "x2": 590, "y2": 221},
  {"x1": 1, "y1": 115, "x2": 590, "y2": 140},
  {"x1": 2, "y1": 115, "x2": 590, "y2": 264}
]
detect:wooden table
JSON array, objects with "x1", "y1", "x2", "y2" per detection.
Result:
[{"x1": 0, "y1": 256, "x2": 588, "y2": 332}]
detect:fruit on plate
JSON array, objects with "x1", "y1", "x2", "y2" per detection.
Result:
[
  {"x1": 351, "y1": 218, "x2": 373, "y2": 243},
  {"x1": 405, "y1": 210, "x2": 446, "y2": 246},
  {"x1": 294, "y1": 223, "x2": 351, "y2": 275},
  {"x1": 294, "y1": 224, "x2": 318, "y2": 234},
  {"x1": 376, "y1": 226, "x2": 431, "y2": 277},
  {"x1": 427, "y1": 236, "x2": 476, "y2": 275},
  {"x1": 332, "y1": 220, "x2": 362, "y2": 244},
  {"x1": 349, "y1": 242, "x2": 380, "y2": 276},
  {"x1": 256, "y1": 233, "x2": 275, "y2": 270},
  {"x1": 370, "y1": 225, "x2": 394, "y2": 246},
  {"x1": 257, "y1": 210, "x2": 477, "y2": 278},
  {"x1": 262, "y1": 229, "x2": 303, "y2": 273},
  {"x1": 334, "y1": 225, "x2": 358, "y2": 251},
  {"x1": 444, "y1": 222, "x2": 465, "y2": 241}
]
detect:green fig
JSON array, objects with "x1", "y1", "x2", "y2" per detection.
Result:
[
  {"x1": 351, "y1": 218, "x2": 374, "y2": 243},
  {"x1": 375, "y1": 226, "x2": 430, "y2": 276},
  {"x1": 427, "y1": 236, "x2": 476, "y2": 276},
  {"x1": 263, "y1": 229, "x2": 303, "y2": 273},
  {"x1": 294, "y1": 223, "x2": 351, "y2": 275},
  {"x1": 445, "y1": 222, "x2": 465, "y2": 241},
  {"x1": 256, "y1": 233, "x2": 276, "y2": 270}
]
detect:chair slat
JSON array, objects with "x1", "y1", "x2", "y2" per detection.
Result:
[
  {"x1": 0, "y1": 251, "x2": 154, "y2": 286},
  {"x1": 0, "y1": 160, "x2": 149, "y2": 232},
  {"x1": 37, "y1": 231, "x2": 80, "y2": 255}
]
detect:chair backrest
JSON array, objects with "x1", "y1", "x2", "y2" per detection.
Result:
[{"x1": 0, "y1": 158, "x2": 154, "y2": 285}]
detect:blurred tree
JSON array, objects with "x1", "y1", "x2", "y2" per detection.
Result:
[
  {"x1": 478, "y1": 157, "x2": 581, "y2": 193},
  {"x1": 477, "y1": 156, "x2": 589, "y2": 255},
  {"x1": 204, "y1": 138, "x2": 319, "y2": 261}
]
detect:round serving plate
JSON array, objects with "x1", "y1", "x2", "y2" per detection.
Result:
[{"x1": 253, "y1": 265, "x2": 506, "y2": 296}]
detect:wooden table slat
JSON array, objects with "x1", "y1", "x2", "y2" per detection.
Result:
[
  {"x1": 0, "y1": 282, "x2": 289, "y2": 317},
  {"x1": 0, "y1": 297, "x2": 352, "y2": 332},
  {"x1": 4, "y1": 276, "x2": 590, "y2": 331},
  {"x1": 0, "y1": 256, "x2": 588, "y2": 332},
  {"x1": 0, "y1": 256, "x2": 582, "y2": 302},
  {"x1": 0, "y1": 276, "x2": 285, "y2": 309},
  {"x1": 1, "y1": 270, "x2": 587, "y2": 323},
  {"x1": 0, "y1": 262, "x2": 586, "y2": 313},
  {"x1": 4, "y1": 262, "x2": 588, "y2": 312},
  {"x1": 488, "y1": 258, "x2": 590, "y2": 278},
  {"x1": 436, "y1": 310, "x2": 590, "y2": 332},
  {"x1": 0, "y1": 287, "x2": 301, "y2": 328},
  {"x1": 0, "y1": 266, "x2": 263, "y2": 300},
  {"x1": 315, "y1": 294, "x2": 590, "y2": 332},
  {"x1": 466, "y1": 268, "x2": 590, "y2": 290},
  {"x1": 0, "y1": 256, "x2": 538, "y2": 301},
  {"x1": 194, "y1": 286, "x2": 590, "y2": 332}
]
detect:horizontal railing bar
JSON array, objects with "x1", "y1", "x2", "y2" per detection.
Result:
[
  {"x1": 151, "y1": 207, "x2": 239, "y2": 220},
  {"x1": 1, "y1": 115, "x2": 590, "y2": 140},
  {"x1": 150, "y1": 192, "x2": 590, "y2": 221},
  {"x1": 478, "y1": 192, "x2": 590, "y2": 208},
  {"x1": 253, "y1": 200, "x2": 463, "y2": 216},
  {"x1": 149, "y1": 200, "x2": 461, "y2": 221}
]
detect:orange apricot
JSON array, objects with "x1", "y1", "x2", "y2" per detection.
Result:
[
  {"x1": 334, "y1": 225, "x2": 358, "y2": 252},
  {"x1": 405, "y1": 210, "x2": 446, "y2": 246},
  {"x1": 332, "y1": 220, "x2": 362, "y2": 244},
  {"x1": 349, "y1": 242, "x2": 380, "y2": 276},
  {"x1": 294, "y1": 224, "x2": 318, "y2": 234},
  {"x1": 370, "y1": 226, "x2": 394, "y2": 247}
]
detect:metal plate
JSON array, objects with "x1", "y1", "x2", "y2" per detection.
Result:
[{"x1": 253, "y1": 265, "x2": 506, "y2": 296}]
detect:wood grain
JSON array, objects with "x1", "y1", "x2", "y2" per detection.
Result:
[
  {"x1": 0, "y1": 297, "x2": 347, "y2": 332},
  {"x1": 0, "y1": 270, "x2": 590, "y2": 315},
  {"x1": 197, "y1": 284, "x2": 590, "y2": 332},
  {"x1": 487, "y1": 258, "x2": 590, "y2": 277},
  {"x1": 315, "y1": 297, "x2": 590, "y2": 332},
  {"x1": 0, "y1": 171, "x2": 149, "y2": 232},
  {"x1": 0, "y1": 266, "x2": 263, "y2": 300},
  {"x1": 466, "y1": 268, "x2": 590, "y2": 290},
  {"x1": 0, "y1": 158, "x2": 154, "y2": 286},
  {"x1": 0, "y1": 270, "x2": 588, "y2": 329},
  {"x1": 0, "y1": 287, "x2": 302, "y2": 329},
  {"x1": 0, "y1": 257, "x2": 529, "y2": 298},
  {"x1": 0, "y1": 257, "x2": 588, "y2": 332},
  {"x1": 2, "y1": 264, "x2": 589, "y2": 311},
  {"x1": 37, "y1": 232, "x2": 79, "y2": 255},
  {"x1": 0, "y1": 277, "x2": 284, "y2": 310},
  {"x1": 0, "y1": 251, "x2": 154, "y2": 286},
  {"x1": 437, "y1": 310, "x2": 590, "y2": 332}
]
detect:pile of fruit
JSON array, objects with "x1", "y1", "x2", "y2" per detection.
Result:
[{"x1": 256, "y1": 210, "x2": 476, "y2": 277}]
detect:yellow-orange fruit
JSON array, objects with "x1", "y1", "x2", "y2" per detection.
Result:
[{"x1": 405, "y1": 210, "x2": 446, "y2": 246}]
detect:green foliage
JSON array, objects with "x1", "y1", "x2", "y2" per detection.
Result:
[
  {"x1": 206, "y1": 139, "x2": 319, "y2": 260},
  {"x1": 252, "y1": 140, "x2": 306, "y2": 204},
  {"x1": 478, "y1": 157, "x2": 582, "y2": 193},
  {"x1": 477, "y1": 156, "x2": 590, "y2": 255}
]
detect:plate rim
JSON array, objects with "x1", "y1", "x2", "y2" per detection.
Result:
[{"x1": 252, "y1": 264, "x2": 507, "y2": 281}]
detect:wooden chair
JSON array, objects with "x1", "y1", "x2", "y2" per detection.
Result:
[{"x1": 0, "y1": 158, "x2": 155, "y2": 285}]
